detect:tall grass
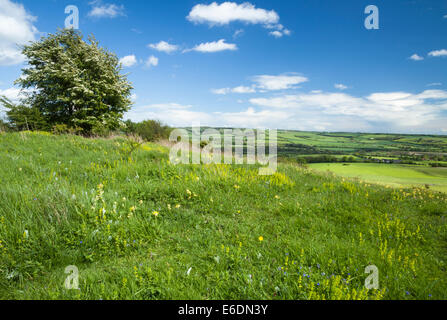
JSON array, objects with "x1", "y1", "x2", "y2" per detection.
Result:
[{"x1": 0, "y1": 132, "x2": 446, "y2": 300}]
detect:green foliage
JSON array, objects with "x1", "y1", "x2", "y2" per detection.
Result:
[
  {"x1": 122, "y1": 120, "x2": 138, "y2": 136},
  {"x1": 15, "y1": 29, "x2": 133, "y2": 134},
  {"x1": 0, "y1": 132, "x2": 446, "y2": 300},
  {"x1": 125, "y1": 119, "x2": 172, "y2": 142},
  {"x1": 51, "y1": 124, "x2": 83, "y2": 135},
  {"x1": 1, "y1": 95, "x2": 49, "y2": 131},
  {"x1": 0, "y1": 120, "x2": 8, "y2": 132}
]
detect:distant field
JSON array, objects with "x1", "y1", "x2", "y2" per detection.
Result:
[
  {"x1": 309, "y1": 163, "x2": 447, "y2": 193},
  {"x1": 277, "y1": 130, "x2": 447, "y2": 155}
]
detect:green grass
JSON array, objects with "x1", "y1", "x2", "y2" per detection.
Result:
[
  {"x1": 276, "y1": 130, "x2": 447, "y2": 155},
  {"x1": 309, "y1": 163, "x2": 447, "y2": 193},
  {"x1": 0, "y1": 132, "x2": 446, "y2": 300}
]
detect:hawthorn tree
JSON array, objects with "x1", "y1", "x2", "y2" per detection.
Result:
[{"x1": 14, "y1": 28, "x2": 133, "y2": 134}]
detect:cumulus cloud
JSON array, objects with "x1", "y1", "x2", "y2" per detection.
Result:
[
  {"x1": 125, "y1": 103, "x2": 214, "y2": 127},
  {"x1": 119, "y1": 55, "x2": 137, "y2": 67},
  {"x1": 148, "y1": 41, "x2": 179, "y2": 54},
  {"x1": 187, "y1": 2, "x2": 279, "y2": 26},
  {"x1": 186, "y1": 39, "x2": 237, "y2": 53},
  {"x1": 213, "y1": 74, "x2": 309, "y2": 94},
  {"x1": 428, "y1": 49, "x2": 447, "y2": 57},
  {"x1": 145, "y1": 55, "x2": 159, "y2": 67},
  {"x1": 88, "y1": 2, "x2": 125, "y2": 18},
  {"x1": 427, "y1": 83, "x2": 442, "y2": 87},
  {"x1": 124, "y1": 89, "x2": 447, "y2": 133},
  {"x1": 252, "y1": 74, "x2": 308, "y2": 91},
  {"x1": 0, "y1": 87, "x2": 31, "y2": 102},
  {"x1": 0, "y1": 0, "x2": 39, "y2": 66},
  {"x1": 268, "y1": 27, "x2": 291, "y2": 38},
  {"x1": 269, "y1": 31, "x2": 283, "y2": 38},
  {"x1": 125, "y1": 103, "x2": 291, "y2": 129},
  {"x1": 249, "y1": 90, "x2": 447, "y2": 130},
  {"x1": 187, "y1": 2, "x2": 289, "y2": 37},
  {"x1": 409, "y1": 54, "x2": 424, "y2": 61}
]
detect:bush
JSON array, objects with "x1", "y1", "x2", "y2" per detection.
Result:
[
  {"x1": 122, "y1": 120, "x2": 139, "y2": 136},
  {"x1": 135, "y1": 120, "x2": 172, "y2": 142},
  {"x1": 1, "y1": 96, "x2": 49, "y2": 131},
  {"x1": 0, "y1": 119, "x2": 8, "y2": 131}
]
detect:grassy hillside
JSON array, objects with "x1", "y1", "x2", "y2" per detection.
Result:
[
  {"x1": 310, "y1": 163, "x2": 447, "y2": 193},
  {"x1": 0, "y1": 131, "x2": 446, "y2": 300}
]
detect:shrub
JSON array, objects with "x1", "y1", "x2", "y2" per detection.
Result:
[
  {"x1": 0, "y1": 119, "x2": 9, "y2": 132},
  {"x1": 1, "y1": 96, "x2": 49, "y2": 131},
  {"x1": 135, "y1": 120, "x2": 172, "y2": 142}
]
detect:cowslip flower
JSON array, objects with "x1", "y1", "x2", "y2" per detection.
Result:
[{"x1": 152, "y1": 211, "x2": 160, "y2": 217}]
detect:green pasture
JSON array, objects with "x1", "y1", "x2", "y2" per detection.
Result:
[{"x1": 309, "y1": 163, "x2": 447, "y2": 193}]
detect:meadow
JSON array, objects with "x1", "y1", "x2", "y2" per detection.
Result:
[
  {"x1": 277, "y1": 131, "x2": 447, "y2": 155},
  {"x1": 309, "y1": 163, "x2": 447, "y2": 193},
  {"x1": 0, "y1": 131, "x2": 446, "y2": 300}
]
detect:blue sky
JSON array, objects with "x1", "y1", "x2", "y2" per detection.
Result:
[{"x1": 1, "y1": 0, "x2": 447, "y2": 133}]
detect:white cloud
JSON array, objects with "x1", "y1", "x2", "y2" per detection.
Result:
[
  {"x1": 232, "y1": 86, "x2": 256, "y2": 94},
  {"x1": 186, "y1": 39, "x2": 237, "y2": 53},
  {"x1": 0, "y1": 87, "x2": 30, "y2": 102},
  {"x1": 145, "y1": 55, "x2": 159, "y2": 68},
  {"x1": 428, "y1": 49, "x2": 447, "y2": 57},
  {"x1": 187, "y1": 2, "x2": 290, "y2": 37},
  {"x1": 334, "y1": 84, "x2": 348, "y2": 90},
  {"x1": 252, "y1": 74, "x2": 308, "y2": 91},
  {"x1": 211, "y1": 88, "x2": 230, "y2": 95},
  {"x1": 148, "y1": 41, "x2": 179, "y2": 54},
  {"x1": 125, "y1": 89, "x2": 447, "y2": 133},
  {"x1": 409, "y1": 54, "x2": 424, "y2": 61},
  {"x1": 187, "y1": 2, "x2": 279, "y2": 26},
  {"x1": 269, "y1": 31, "x2": 283, "y2": 38},
  {"x1": 125, "y1": 103, "x2": 213, "y2": 127},
  {"x1": 444, "y1": 14, "x2": 447, "y2": 18},
  {"x1": 249, "y1": 90, "x2": 447, "y2": 130},
  {"x1": 119, "y1": 55, "x2": 137, "y2": 67},
  {"x1": 269, "y1": 28, "x2": 291, "y2": 38},
  {"x1": 213, "y1": 73, "x2": 308, "y2": 94},
  {"x1": 212, "y1": 86, "x2": 256, "y2": 95},
  {"x1": 427, "y1": 82, "x2": 442, "y2": 87},
  {"x1": 0, "y1": 0, "x2": 39, "y2": 65},
  {"x1": 88, "y1": 3, "x2": 125, "y2": 18},
  {"x1": 125, "y1": 103, "x2": 289, "y2": 129}
]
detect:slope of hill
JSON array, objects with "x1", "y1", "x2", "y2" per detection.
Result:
[{"x1": 0, "y1": 132, "x2": 446, "y2": 300}]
